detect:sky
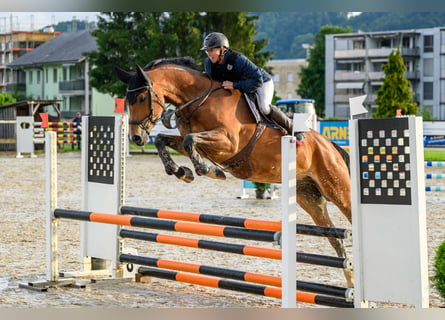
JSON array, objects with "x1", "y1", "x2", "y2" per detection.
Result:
[{"x1": 0, "y1": 12, "x2": 100, "y2": 33}]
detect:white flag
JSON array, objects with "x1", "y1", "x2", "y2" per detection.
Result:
[
  {"x1": 292, "y1": 113, "x2": 311, "y2": 132},
  {"x1": 349, "y1": 95, "x2": 368, "y2": 118}
]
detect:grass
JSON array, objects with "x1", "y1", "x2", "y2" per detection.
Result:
[{"x1": 424, "y1": 149, "x2": 445, "y2": 161}]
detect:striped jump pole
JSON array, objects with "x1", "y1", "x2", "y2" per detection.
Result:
[
  {"x1": 119, "y1": 229, "x2": 352, "y2": 270},
  {"x1": 119, "y1": 253, "x2": 353, "y2": 300},
  {"x1": 46, "y1": 121, "x2": 79, "y2": 126},
  {"x1": 425, "y1": 161, "x2": 444, "y2": 167},
  {"x1": 425, "y1": 186, "x2": 445, "y2": 192},
  {"x1": 53, "y1": 209, "x2": 277, "y2": 242},
  {"x1": 120, "y1": 206, "x2": 351, "y2": 239},
  {"x1": 425, "y1": 169, "x2": 445, "y2": 192},
  {"x1": 53, "y1": 209, "x2": 351, "y2": 270},
  {"x1": 136, "y1": 266, "x2": 353, "y2": 308},
  {"x1": 44, "y1": 127, "x2": 78, "y2": 132},
  {"x1": 425, "y1": 173, "x2": 445, "y2": 179}
]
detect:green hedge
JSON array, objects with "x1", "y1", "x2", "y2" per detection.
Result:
[{"x1": 433, "y1": 240, "x2": 445, "y2": 300}]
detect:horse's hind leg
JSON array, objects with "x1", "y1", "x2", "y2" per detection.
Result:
[
  {"x1": 297, "y1": 178, "x2": 354, "y2": 288},
  {"x1": 154, "y1": 134, "x2": 195, "y2": 183}
]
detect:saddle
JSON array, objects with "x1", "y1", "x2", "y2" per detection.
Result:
[{"x1": 242, "y1": 92, "x2": 280, "y2": 130}]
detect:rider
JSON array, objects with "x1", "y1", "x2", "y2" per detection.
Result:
[{"x1": 200, "y1": 32, "x2": 293, "y2": 135}]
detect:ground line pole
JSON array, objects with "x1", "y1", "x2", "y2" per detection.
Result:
[
  {"x1": 45, "y1": 131, "x2": 58, "y2": 281},
  {"x1": 281, "y1": 135, "x2": 297, "y2": 308}
]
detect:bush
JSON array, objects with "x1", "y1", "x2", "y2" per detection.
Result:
[
  {"x1": 0, "y1": 93, "x2": 16, "y2": 106},
  {"x1": 253, "y1": 182, "x2": 270, "y2": 191},
  {"x1": 433, "y1": 240, "x2": 445, "y2": 300}
]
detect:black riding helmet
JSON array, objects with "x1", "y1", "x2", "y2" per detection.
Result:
[{"x1": 200, "y1": 32, "x2": 229, "y2": 51}]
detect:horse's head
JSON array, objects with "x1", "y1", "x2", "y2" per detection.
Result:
[{"x1": 115, "y1": 64, "x2": 164, "y2": 146}]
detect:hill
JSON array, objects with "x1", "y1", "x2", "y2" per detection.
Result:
[{"x1": 254, "y1": 12, "x2": 445, "y2": 59}]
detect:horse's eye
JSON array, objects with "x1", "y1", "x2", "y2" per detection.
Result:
[{"x1": 138, "y1": 95, "x2": 147, "y2": 104}]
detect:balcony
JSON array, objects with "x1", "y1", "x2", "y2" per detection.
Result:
[
  {"x1": 368, "y1": 71, "x2": 385, "y2": 81},
  {"x1": 59, "y1": 79, "x2": 85, "y2": 95},
  {"x1": 334, "y1": 71, "x2": 366, "y2": 81},
  {"x1": 334, "y1": 49, "x2": 366, "y2": 59},
  {"x1": 6, "y1": 83, "x2": 26, "y2": 92},
  {"x1": 405, "y1": 71, "x2": 420, "y2": 80},
  {"x1": 334, "y1": 94, "x2": 351, "y2": 103},
  {"x1": 367, "y1": 47, "x2": 394, "y2": 58},
  {"x1": 400, "y1": 47, "x2": 420, "y2": 56}
]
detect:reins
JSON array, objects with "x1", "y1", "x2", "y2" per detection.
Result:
[{"x1": 128, "y1": 72, "x2": 222, "y2": 135}]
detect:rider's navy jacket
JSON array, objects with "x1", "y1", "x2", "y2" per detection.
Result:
[{"x1": 204, "y1": 49, "x2": 271, "y2": 93}]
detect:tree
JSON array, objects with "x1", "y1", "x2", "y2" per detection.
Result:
[
  {"x1": 0, "y1": 93, "x2": 16, "y2": 105},
  {"x1": 87, "y1": 12, "x2": 271, "y2": 98},
  {"x1": 297, "y1": 25, "x2": 352, "y2": 118},
  {"x1": 373, "y1": 48, "x2": 418, "y2": 118}
]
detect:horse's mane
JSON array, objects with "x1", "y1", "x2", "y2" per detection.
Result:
[{"x1": 143, "y1": 56, "x2": 199, "y2": 71}]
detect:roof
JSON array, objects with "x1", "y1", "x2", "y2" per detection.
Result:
[
  {"x1": 7, "y1": 30, "x2": 97, "y2": 68},
  {"x1": 0, "y1": 99, "x2": 62, "y2": 110}
]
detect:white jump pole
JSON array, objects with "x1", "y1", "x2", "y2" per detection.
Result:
[
  {"x1": 280, "y1": 113, "x2": 311, "y2": 308},
  {"x1": 281, "y1": 135, "x2": 297, "y2": 308},
  {"x1": 45, "y1": 131, "x2": 58, "y2": 281}
]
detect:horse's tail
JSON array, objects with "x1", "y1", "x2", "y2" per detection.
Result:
[{"x1": 331, "y1": 141, "x2": 350, "y2": 175}]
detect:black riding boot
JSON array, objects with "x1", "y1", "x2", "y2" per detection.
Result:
[{"x1": 268, "y1": 105, "x2": 293, "y2": 135}]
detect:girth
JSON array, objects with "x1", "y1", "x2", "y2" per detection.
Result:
[{"x1": 220, "y1": 122, "x2": 266, "y2": 179}]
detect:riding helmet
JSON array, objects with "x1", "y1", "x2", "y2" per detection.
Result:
[{"x1": 200, "y1": 32, "x2": 229, "y2": 51}]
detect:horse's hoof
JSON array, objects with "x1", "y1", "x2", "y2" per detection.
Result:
[
  {"x1": 204, "y1": 166, "x2": 226, "y2": 180},
  {"x1": 175, "y1": 166, "x2": 194, "y2": 183}
]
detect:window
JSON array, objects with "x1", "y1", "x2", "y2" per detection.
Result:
[
  {"x1": 28, "y1": 71, "x2": 33, "y2": 84},
  {"x1": 353, "y1": 39, "x2": 365, "y2": 49},
  {"x1": 335, "y1": 39, "x2": 348, "y2": 50},
  {"x1": 273, "y1": 74, "x2": 280, "y2": 82},
  {"x1": 63, "y1": 68, "x2": 67, "y2": 81},
  {"x1": 287, "y1": 72, "x2": 293, "y2": 82},
  {"x1": 45, "y1": 69, "x2": 48, "y2": 83},
  {"x1": 372, "y1": 62, "x2": 385, "y2": 72},
  {"x1": 402, "y1": 36, "x2": 413, "y2": 48},
  {"x1": 423, "y1": 82, "x2": 433, "y2": 100},
  {"x1": 36, "y1": 70, "x2": 41, "y2": 84},
  {"x1": 335, "y1": 61, "x2": 364, "y2": 72},
  {"x1": 404, "y1": 59, "x2": 415, "y2": 73},
  {"x1": 53, "y1": 68, "x2": 58, "y2": 83},
  {"x1": 423, "y1": 58, "x2": 433, "y2": 77},
  {"x1": 424, "y1": 35, "x2": 433, "y2": 53},
  {"x1": 380, "y1": 39, "x2": 392, "y2": 48}
]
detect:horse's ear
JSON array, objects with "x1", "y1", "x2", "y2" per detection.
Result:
[
  {"x1": 136, "y1": 64, "x2": 152, "y2": 86},
  {"x1": 114, "y1": 66, "x2": 133, "y2": 84}
]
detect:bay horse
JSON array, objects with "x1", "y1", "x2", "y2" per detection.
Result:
[{"x1": 115, "y1": 57, "x2": 353, "y2": 287}]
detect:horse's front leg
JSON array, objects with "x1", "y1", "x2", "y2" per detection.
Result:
[
  {"x1": 154, "y1": 134, "x2": 195, "y2": 183},
  {"x1": 183, "y1": 130, "x2": 229, "y2": 180}
]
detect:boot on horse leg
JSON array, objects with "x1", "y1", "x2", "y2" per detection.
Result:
[{"x1": 269, "y1": 105, "x2": 305, "y2": 141}]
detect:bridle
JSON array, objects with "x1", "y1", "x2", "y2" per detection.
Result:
[
  {"x1": 126, "y1": 72, "x2": 164, "y2": 135},
  {"x1": 127, "y1": 72, "x2": 222, "y2": 135}
]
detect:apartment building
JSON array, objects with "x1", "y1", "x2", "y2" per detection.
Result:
[
  {"x1": 325, "y1": 27, "x2": 445, "y2": 120},
  {"x1": 0, "y1": 30, "x2": 60, "y2": 93},
  {"x1": 7, "y1": 30, "x2": 114, "y2": 118},
  {"x1": 267, "y1": 59, "x2": 307, "y2": 100}
]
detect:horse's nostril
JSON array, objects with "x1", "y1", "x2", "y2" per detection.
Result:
[{"x1": 133, "y1": 135, "x2": 142, "y2": 145}]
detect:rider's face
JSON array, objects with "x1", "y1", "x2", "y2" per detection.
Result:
[{"x1": 205, "y1": 48, "x2": 223, "y2": 64}]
